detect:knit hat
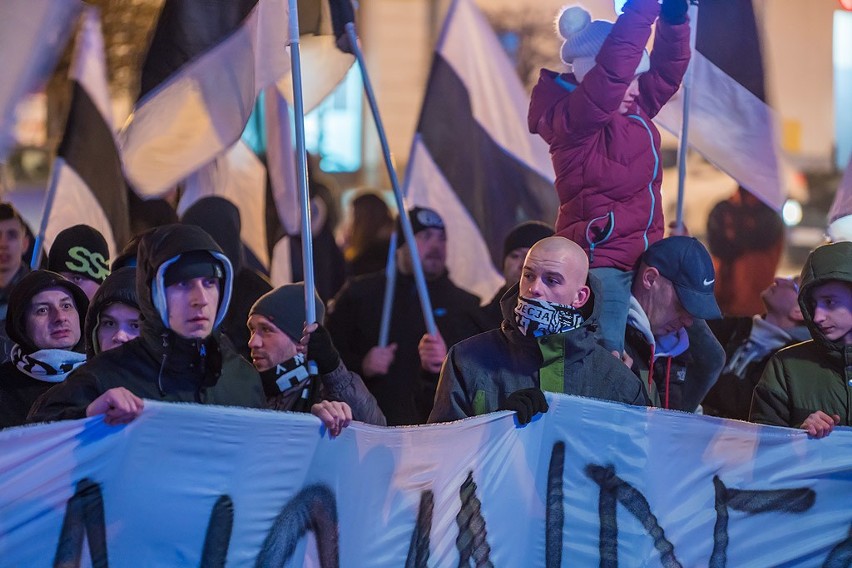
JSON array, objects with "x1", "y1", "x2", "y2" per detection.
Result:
[
  {"x1": 47, "y1": 225, "x2": 110, "y2": 284},
  {"x1": 163, "y1": 250, "x2": 225, "y2": 287},
  {"x1": 826, "y1": 213, "x2": 852, "y2": 243},
  {"x1": 397, "y1": 206, "x2": 445, "y2": 248},
  {"x1": 557, "y1": 5, "x2": 650, "y2": 83},
  {"x1": 502, "y1": 221, "x2": 554, "y2": 261},
  {"x1": 249, "y1": 283, "x2": 326, "y2": 342}
]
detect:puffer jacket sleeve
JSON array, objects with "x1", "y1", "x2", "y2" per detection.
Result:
[
  {"x1": 319, "y1": 361, "x2": 386, "y2": 426},
  {"x1": 566, "y1": 0, "x2": 659, "y2": 133},
  {"x1": 637, "y1": 15, "x2": 691, "y2": 117},
  {"x1": 748, "y1": 354, "x2": 792, "y2": 427},
  {"x1": 428, "y1": 345, "x2": 474, "y2": 423},
  {"x1": 27, "y1": 368, "x2": 104, "y2": 423}
]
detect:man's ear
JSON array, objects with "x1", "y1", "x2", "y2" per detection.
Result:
[
  {"x1": 572, "y1": 285, "x2": 591, "y2": 308},
  {"x1": 640, "y1": 266, "x2": 659, "y2": 290},
  {"x1": 789, "y1": 304, "x2": 804, "y2": 323}
]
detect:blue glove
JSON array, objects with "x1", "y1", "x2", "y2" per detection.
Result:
[{"x1": 660, "y1": 0, "x2": 689, "y2": 24}]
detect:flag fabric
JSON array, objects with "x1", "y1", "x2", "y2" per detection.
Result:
[
  {"x1": 41, "y1": 7, "x2": 130, "y2": 260},
  {"x1": 654, "y1": 0, "x2": 784, "y2": 210},
  {"x1": 179, "y1": 141, "x2": 270, "y2": 267},
  {"x1": 3, "y1": 396, "x2": 852, "y2": 566},
  {"x1": 0, "y1": 0, "x2": 81, "y2": 159},
  {"x1": 119, "y1": 0, "x2": 290, "y2": 198},
  {"x1": 827, "y1": 153, "x2": 852, "y2": 241},
  {"x1": 404, "y1": 0, "x2": 558, "y2": 302}
]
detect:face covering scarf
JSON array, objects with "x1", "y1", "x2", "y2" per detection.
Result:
[
  {"x1": 514, "y1": 296, "x2": 584, "y2": 338},
  {"x1": 11, "y1": 345, "x2": 86, "y2": 382}
]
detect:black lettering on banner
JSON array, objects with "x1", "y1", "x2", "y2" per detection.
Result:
[
  {"x1": 456, "y1": 471, "x2": 494, "y2": 567},
  {"x1": 585, "y1": 464, "x2": 682, "y2": 568},
  {"x1": 255, "y1": 484, "x2": 339, "y2": 568},
  {"x1": 405, "y1": 490, "x2": 434, "y2": 568},
  {"x1": 546, "y1": 442, "x2": 565, "y2": 568},
  {"x1": 53, "y1": 478, "x2": 109, "y2": 568},
  {"x1": 200, "y1": 495, "x2": 234, "y2": 568},
  {"x1": 710, "y1": 476, "x2": 814, "y2": 568},
  {"x1": 823, "y1": 524, "x2": 852, "y2": 568}
]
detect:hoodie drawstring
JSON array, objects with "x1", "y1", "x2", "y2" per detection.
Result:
[
  {"x1": 664, "y1": 357, "x2": 672, "y2": 410},
  {"x1": 647, "y1": 344, "x2": 655, "y2": 399}
]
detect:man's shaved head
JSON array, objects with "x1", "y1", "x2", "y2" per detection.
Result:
[{"x1": 520, "y1": 236, "x2": 590, "y2": 307}]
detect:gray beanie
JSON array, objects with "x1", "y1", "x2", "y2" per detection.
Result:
[
  {"x1": 248, "y1": 283, "x2": 326, "y2": 342},
  {"x1": 557, "y1": 5, "x2": 650, "y2": 82}
]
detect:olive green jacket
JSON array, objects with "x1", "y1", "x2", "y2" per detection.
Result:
[{"x1": 749, "y1": 242, "x2": 852, "y2": 427}]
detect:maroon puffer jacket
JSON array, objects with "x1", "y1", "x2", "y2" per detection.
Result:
[{"x1": 528, "y1": 0, "x2": 690, "y2": 270}]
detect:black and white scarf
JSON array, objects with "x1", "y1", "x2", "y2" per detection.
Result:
[
  {"x1": 11, "y1": 345, "x2": 86, "y2": 382},
  {"x1": 514, "y1": 296, "x2": 584, "y2": 338}
]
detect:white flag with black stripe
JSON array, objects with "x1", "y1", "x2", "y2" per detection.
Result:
[
  {"x1": 0, "y1": 0, "x2": 81, "y2": 159},
  {"x1": 404, "y1": 0, "x2": 557, "y2": 302},
  {"x1": 119, "y1": 0, "x2": 290, "y2": 198},
  {"x1": 41, "y1": 7, "x2": 130, "y2": 259}
]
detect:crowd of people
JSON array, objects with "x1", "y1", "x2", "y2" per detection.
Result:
[{"x1": 1, "y1": 0, "x2": 850, "y2": 440}]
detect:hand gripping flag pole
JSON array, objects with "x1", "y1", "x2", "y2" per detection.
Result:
[{"x1": 329, "y1": 0, "x2": 438, "y2": 345}]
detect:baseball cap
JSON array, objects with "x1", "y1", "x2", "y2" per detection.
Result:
[
  {"x1": 642, "y1": 237, "x2": 722, "y2": 320},
  {"x1": 397, "y1": 206, "x2": 445, "y2": 248}
]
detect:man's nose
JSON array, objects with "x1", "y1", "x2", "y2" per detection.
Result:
[
  {"x1": 51, "y1": 307, "x2": 69, "y2": 322},
  {"x1": 525, "y1": 278, "x2": 543, "y2": 297},
  {"x1": 247, "y1": 332, "x2": 261, "y2": 348},
  {"x1": 113, "y1": 329, "x2": 130, "y2": 343},
  {"x1": 189, "y1": 282, "x2": 210, "y2": 305}
]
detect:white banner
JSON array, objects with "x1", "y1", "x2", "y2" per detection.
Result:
[{"x1": 1, "y1": 395, "x2": 851, "y2": 566}]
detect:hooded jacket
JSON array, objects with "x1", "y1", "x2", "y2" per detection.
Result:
[
  {"x1": 84, "y1": 266, "x2": 139, "y2": 358},
  {"x1": 527, "y1": 0, "x2": 689, "y2": 270},
  {"x1": 623, "y1": 295, "x2": 725, "y2": 412},
  {"x1": 428, "y1": 276, "x2": 648, "y2": 423},
  {"x1": 29, "y1": 225, "x2": 265, "y2": 423},
  {"x1": 750, "y1": 242, "x2": 852, "y2": 427},
  {"x1": 0, "y1": 271, "x2": 88, "y2": 428},
  {"x1": 181, "y1": 197, "x2": 273, "y2": 360}
]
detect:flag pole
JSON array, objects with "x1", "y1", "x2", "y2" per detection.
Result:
[
  {"x1": 674, "y1": 1, "x2": 699, "y2": 232},
  {"x1": 31, "y1": 159, "x2": 63, "y2": 268},
  {"x1": 338, "y1": 19, "x2": 438, "y2": 338},
  {"x1": 288, "y1": 0, "x2": 317, "y2": 323},
  {"x1": 378, "y1": 231, "x2": 397, "y2": 346}
]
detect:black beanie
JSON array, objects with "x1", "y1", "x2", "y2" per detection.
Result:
[
  {"x1": 47, "y1": 225, "x2": 110, "y2": 284},
  {"x1": 397, "y1": 206, "x2": 445, "y2": 248},
  {"x1": 249, "y1": 283, "x2": 326, "y2": 341},
  {"x1": 502, "y1": 221, "x2": 554, "y2": 260},
  {"x1": 163, "y1": 250, "x2": 225, "y2": 287}
]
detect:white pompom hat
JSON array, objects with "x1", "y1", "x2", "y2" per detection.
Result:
[
  {"x1": 557, "y1": 5, "x2": 650, "y2": 83},
  {"x1": 827, "y1": 213, "x2": 852, "y2": 243}
]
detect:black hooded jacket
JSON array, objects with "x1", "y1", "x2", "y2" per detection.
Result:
[
  {"x1": 428, "y1": 276, "x2": 648, "y2": 423},
  {"x1": 84, "y1": 266, "x2": 139, "y2": 358},
  {"x1": 29, "y1": 225, "x2": 265, "y2": 423},
  {"x1": 181, "y1": 196, "x2": 272, "y2": 360},
  {"x1": 0, "y1": 271, "x2": 88, "y2": 428}
]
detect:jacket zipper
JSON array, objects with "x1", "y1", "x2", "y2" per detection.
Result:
[
  {"x1": 627, "y1": 114, "x2": 659, "y2": 252},
  {"x1": 157, "y1": 333, "x2": 169, "y2": 396}
]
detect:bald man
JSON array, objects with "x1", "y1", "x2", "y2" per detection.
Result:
[{"x1": 429, "y1": 236, "x2": 648, "y2": 424}]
